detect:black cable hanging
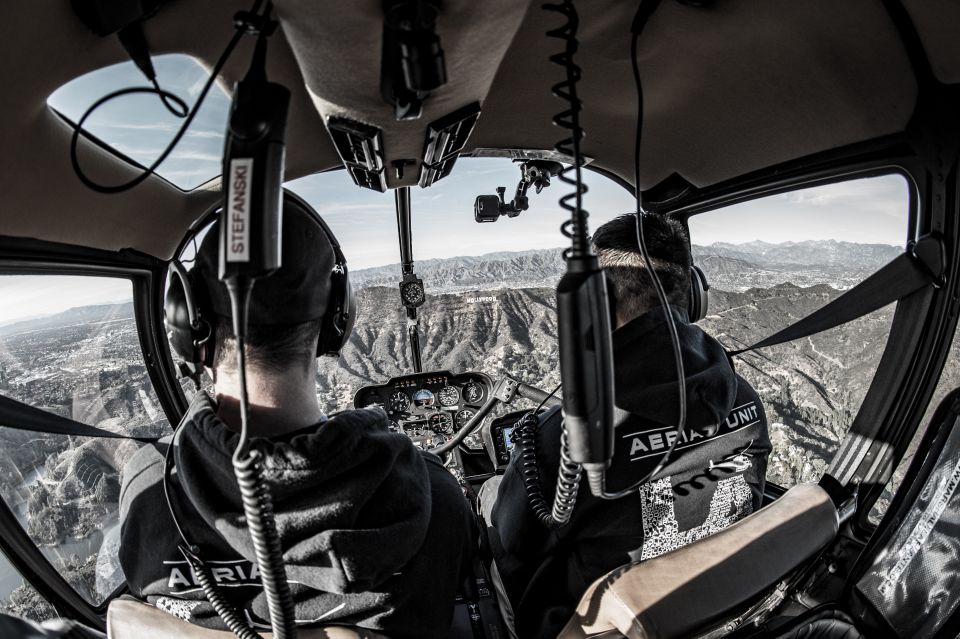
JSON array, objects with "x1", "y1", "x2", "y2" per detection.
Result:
[
  {"x1": 624, "y1": 0, "x2": 687, "y2": 490},
  {"x1": 69, "y1": 0, "x2": 267, "y2": 194}
]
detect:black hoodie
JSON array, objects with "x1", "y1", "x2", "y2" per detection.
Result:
[
  {"x1": 119, "y1": 395, "x2": 474, "y2": 637},
  {"x1": 491, "y1": 306, "x2": 771, "y2": 638}
]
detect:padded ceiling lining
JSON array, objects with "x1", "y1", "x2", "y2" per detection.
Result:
[
  {"x1": 468, "y1": 0, "x2": 917, "y2": 190},
  {"x1": 903, "y1": 0, "x2": 960, "y2": 84},
  {"x1": 0, "y1": 1, "x2": 336, "y2": 259},
  {"x1": 0, "y1": 0, "x2": 942, "y2": 259}
]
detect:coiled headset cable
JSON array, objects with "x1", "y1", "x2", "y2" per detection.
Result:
[
  {"x1": 516, "y1": 383, "x2": 587, "y2": 528},
  {"x1": 524, "y1": 0, "x2": 688, "y2": 524}
]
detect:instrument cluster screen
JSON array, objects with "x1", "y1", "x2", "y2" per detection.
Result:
[{"x1": 353, "y1": 370, "x2": 493, "y2": 451}]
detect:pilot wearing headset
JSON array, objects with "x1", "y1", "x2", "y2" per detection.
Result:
[
  {"x1": 117, "y1": 193, "x2": 474, "y2": 637},
  {"x1": 490, "y1": 213, "x2": 772, "y2": 638}
]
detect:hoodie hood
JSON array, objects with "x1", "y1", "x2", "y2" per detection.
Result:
[
  {"x1": 174, "y1": 395, "x2": 431, "y2": 594},
  {"x1": 613, "y1": 305, "x2": 737, "y2": 431}
]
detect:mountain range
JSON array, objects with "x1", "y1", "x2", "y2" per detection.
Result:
[{"x1": 351, "y1": 239, "x2": 903, "y2": 294}]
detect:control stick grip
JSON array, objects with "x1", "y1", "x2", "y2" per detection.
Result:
[{"x1": 516, "y1": 382, "x2": 561, "y2": 408}]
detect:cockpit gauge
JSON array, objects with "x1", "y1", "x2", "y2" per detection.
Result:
[
  {"x1": 455, "y1": 409, "x2": 476, "y2": 428},
  {"x1": 437, "y1": 386, "x2": 460, "y2": 407},
  {"x1": 463, "y1": 382, "x2": 483, "y2": 404},
  {"x1": 388, "y1": 391, "x2": 410, "y2": 413},
  {"x1": 429, "y1": 412, "x2": 454, "y2": 434},
  {"x1": 412, "y1": 388, "x2": 436, "y2": 408}
]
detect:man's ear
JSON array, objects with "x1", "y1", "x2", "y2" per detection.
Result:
[{"x1": 603, "y1": 271, "x2": 618, "y2": 329}]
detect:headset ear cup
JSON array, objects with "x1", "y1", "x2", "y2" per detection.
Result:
[
  {"x1": 689, "y1": 264, "x2": 710, "y2": 322},
  {"x1": 316, "y1": 263, "x2": 355, "y2": 357},
  {"x1": 164, "y1": 273, "x2": 197, "y2": 362},
  {"x1": 164, "y1": 265, "x2": 214, "y2": 370}
]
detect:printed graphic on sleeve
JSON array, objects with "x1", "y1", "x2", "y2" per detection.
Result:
[{"x1": 639, "y1": 474, "x2": 754, "y2": 560}]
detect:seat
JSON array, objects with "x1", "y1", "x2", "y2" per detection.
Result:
[
  {"x1": 106, "y1": 597, "x2": 388, "y2": 639},
  {"x1": 558, "y1": 483, "x2": 839, "y2": 639}
]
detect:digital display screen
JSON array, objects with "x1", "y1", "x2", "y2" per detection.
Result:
[{"x1": 503, "y1": 426, "x2": 516, "y2": 452}]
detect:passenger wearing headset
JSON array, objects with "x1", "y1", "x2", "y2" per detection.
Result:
[
  {"x1": 489, "y1": 213, "x2": 772, "y2": 638},
  {"x1": 117, "y1": 193, "x2": 475, "y2": 638}
]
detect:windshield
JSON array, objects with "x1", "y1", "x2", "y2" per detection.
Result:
[{"x1": 285, "y1": 159, "x2": 635, "y2": 412}]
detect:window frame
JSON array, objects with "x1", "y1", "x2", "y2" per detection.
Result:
[
  {"x1": 643, "y1": 154, "x2": 956, "y2": 536},
  {"x1": 0, "y1": 235, "x2": 182, "y2": 627}
]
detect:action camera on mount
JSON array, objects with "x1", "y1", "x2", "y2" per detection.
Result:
[{"x1": 473, "y1": 160, "x2": 563, "y2": 223}]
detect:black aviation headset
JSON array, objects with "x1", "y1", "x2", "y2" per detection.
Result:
[
  {"x1": 688, "y1": 263, "x2": 709, "y2": 323},
  {"x1": 164, "y1": 190, "x2": 356, "y2": 381}
]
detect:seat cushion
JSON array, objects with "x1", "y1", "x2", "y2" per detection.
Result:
[
  {"x1": 107, "y1": 597, "x2": 389, "y2": 639},
  {"x1": 559, "y1": 484, "x2": 839, "y2": 639}
]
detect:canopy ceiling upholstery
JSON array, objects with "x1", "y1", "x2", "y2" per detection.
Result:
[{"x1": 0, "y1": 0, "x2": 958, "y2": 258}]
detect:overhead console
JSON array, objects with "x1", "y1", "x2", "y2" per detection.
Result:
[
  {"x1": 353, "y1": 370, "x2": 493, "y2": 451},
  {"x1": 276, "y1": 0, "x2": 530, "y2": 188}
]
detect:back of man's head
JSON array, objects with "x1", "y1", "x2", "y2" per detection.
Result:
[
  {"x1": 592, "y1": 213, "x2": 692, "y2": 325},
  {"x1": 193, "y1": 195, "x2": 338, "y2": 375}
]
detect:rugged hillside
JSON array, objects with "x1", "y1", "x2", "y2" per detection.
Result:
[
  {"x1": 351, "y1": 249, "x2": 566, "y2": 292},
  {"x1": 691, "y1": 240, "x2": 901, "y2": 291},
  {"x1": 316, "y1": 286, "x2": 560, "y2": 412}
]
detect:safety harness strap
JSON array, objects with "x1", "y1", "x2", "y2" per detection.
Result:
[
  {"x1": 0, "y1": 394, "x2": 161, "y2": 441},
  {"x1": 731, "y1": 236, "x2": 944, "y2": 356}
]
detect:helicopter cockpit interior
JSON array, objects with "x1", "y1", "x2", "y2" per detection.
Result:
[{"x1": 0, "y1": 1, "x2": 959, "y2": 638}]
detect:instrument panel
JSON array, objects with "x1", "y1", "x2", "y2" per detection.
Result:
[{"x1": 353, "y1": 370, "x2": 493, "y2": 451}]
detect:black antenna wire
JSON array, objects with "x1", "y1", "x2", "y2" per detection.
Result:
[
  {"x1": 69, "y1": 0, "x2": 266, "y2": 194},
  {"x1": 628, "y1": 3, "x2": 686, "y2": 487},
  {"x1": 572, "y1": 0, "x2": 686, "y2": 501}
]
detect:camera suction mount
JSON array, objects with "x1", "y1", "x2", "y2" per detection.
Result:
[{"x1": 474, "y1": 160, "x2": 563, "y2": 223}]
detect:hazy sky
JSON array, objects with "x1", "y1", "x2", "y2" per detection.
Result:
[{"x1": 2, "y1": 55, "x2": 909, "y2": 324}]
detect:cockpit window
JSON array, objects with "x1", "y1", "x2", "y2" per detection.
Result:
[
  {"x1": 47, "y1": 54, "x2": 230, "y2": 190},
  {"x1": 0, "y1": 275, "x2": 169, "y2": 607},
  {"x1": 686, "y1": 173, "x2": 911, "y2": 489},
  {"x1": 0, "y1": 553, "x2": 51, "y2": 621}
]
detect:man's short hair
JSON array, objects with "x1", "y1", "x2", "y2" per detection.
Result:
[
  {"x1": 213, "y1": 317, "x2": 323, "y2": 374},
  {"x1": 192, "y1": 195, "x2": 339, "y2": 375},
  {"x1": 592, "y1": 213, "x2": 692, "y2": 322}
]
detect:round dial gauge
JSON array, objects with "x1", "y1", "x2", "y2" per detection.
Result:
[
  {"x1": 429, "y1": 411, "x2": 454, "y2": 434},
  {"x1": 437, "y1": 386, "x2": 460, "y2": 407},
  {"x1": 412, "y1": 388, "x2": 436, "y2": 408},
  {"x1": 463, "y1": 382, "x2": 484, "y2": 404},
  {"x1": 456, "y1": 409, "x2": 476, "y2": 428},
  {"x1": 388, "y1": 391, "x2": 410, "y2": 414}
]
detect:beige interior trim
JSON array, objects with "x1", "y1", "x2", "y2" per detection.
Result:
[
  {"x1": 558, "y1": 483, "x2": 839, "y2": 639},
  {"x1": 107, "y1": 597, "x2": 389, "y2": 639}
]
